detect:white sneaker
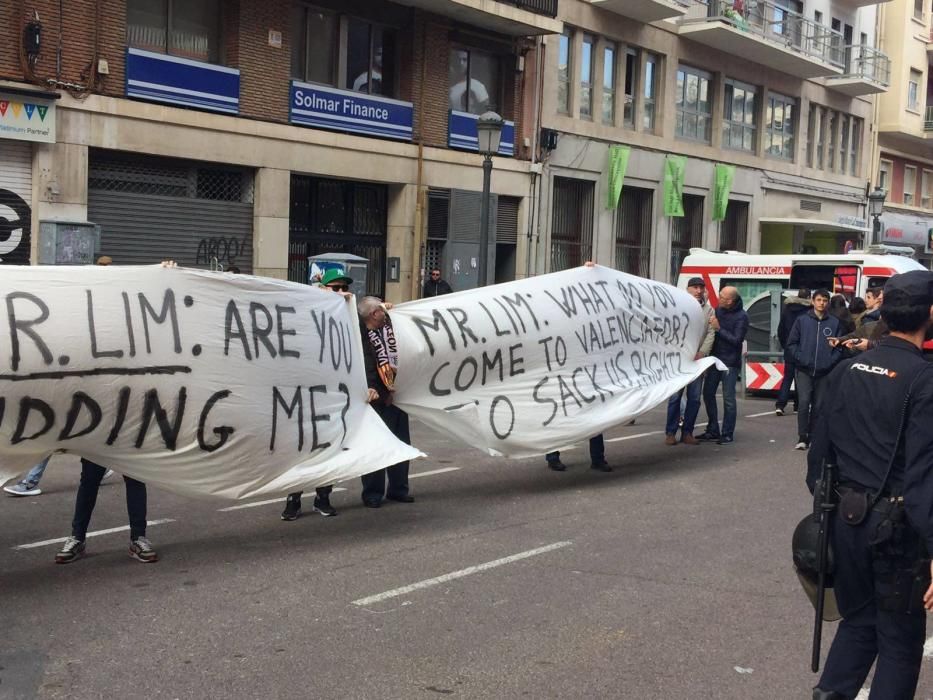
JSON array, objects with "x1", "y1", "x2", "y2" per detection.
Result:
[
  {"x1": 102, "y1": 469, "x2": 115, "y2": 481},
  {"x1": 775, "y1": 408, "x2": 784, "y2": 416},
  {"x1": 3, "y1": 481, "x2": 41, "y2": 496},
  {"x1": 794, "y1": 441, "x2": 808, "y2": 450}
]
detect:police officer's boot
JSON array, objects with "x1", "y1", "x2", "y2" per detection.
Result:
[{"x1": 812, "y1": 688, "x2": 846, "y2": 700}]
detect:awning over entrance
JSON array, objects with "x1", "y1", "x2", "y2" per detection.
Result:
[{"x1": 759, "y1": 217, "x2": 869, "y2": 234}]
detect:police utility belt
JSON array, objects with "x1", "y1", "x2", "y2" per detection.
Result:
[{"x1": 835, "y1": 483, "x2": 903, "y2": 527}]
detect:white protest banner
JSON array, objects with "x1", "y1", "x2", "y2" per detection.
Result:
[
  {"x1": 390, "y1": 265, "x2": 721, "y2": 458},
  {"x1": 0, "y1": 266, "x2": 421, "y2": 499}
]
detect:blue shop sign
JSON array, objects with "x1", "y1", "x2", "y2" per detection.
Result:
[
  {"x1": 289, "y1": 81, "x2": 413, "y2": 141},
  {"x1": 448, "y1": 111, "x2": 515, "y2": 157},
  {"x1": 125, "y1": 48, "x2": 240, "y2": 115}
]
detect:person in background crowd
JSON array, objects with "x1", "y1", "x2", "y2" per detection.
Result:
[
  {"x1": 358, "y1": 296, "x2": 413, "y2": 507},
  {"x1": 280, "y1": 268, "x2": 352, "y2": 521},
  {"x1": 805, "y1": 270, "x2": 933, "y2": 700},
  {"x1": 849, "y1": 296, "x2": 867, "y2": 327},
  {"x1": 665, "y1": 277, "x2": 715, "y2": 445},
  {"x1": 833, "y1": 282, "x2": 888, "y2": 354},
  {"x1": 697, "y1": 286, "x2": 749, "y2": 445},
  {"x1": 423, "y1": 268, "x2": 453, "y2": 297},
  {"x1": 545, "y1": 436, "x2": 610, "y2": 472},
  {"x1": 775, "y1": 288, "x2": 811, "y2": 417},
  {"x1": 786, "y1": 289, "x2": 841, "y2": 450},
  {"x1": 829, "y1": 294, "x2": 856, "y2": 335}
]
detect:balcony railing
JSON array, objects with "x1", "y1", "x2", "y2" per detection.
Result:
[
  {"x1": 840, "y1": 45, "x2": 891, "y2": 86},
  {"x1": 503, "y1": 0, "x2": 558, "y2": 18},
  {"x1": 925, "y1": 106, "x2": 933, "y2": 131},
  {"x1": 704, "y1": 0, "x2": 845, "y2": 69}
]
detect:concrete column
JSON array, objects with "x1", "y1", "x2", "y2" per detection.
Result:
[
  {"x1": 252, "y1": 167, "x2": 290, "y2": 280},
  {"x1": 32, "y1": 142, "x2": 89, "y2": 260},
  {"x1": 386, "y1": 183, "x2": 417, "y2": 304}
]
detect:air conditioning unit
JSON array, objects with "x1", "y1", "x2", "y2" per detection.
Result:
[{"x1": 37, "y1": 220, "x2": 101, "y2": 265}]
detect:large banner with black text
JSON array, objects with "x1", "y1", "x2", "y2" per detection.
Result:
[
  {"x1": 391, "y1": 265, "x2": 721, "y2": 457},
  {"x1": 0, "y1": 265, "x2": 422, "y2": 499}
]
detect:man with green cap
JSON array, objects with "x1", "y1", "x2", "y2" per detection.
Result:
[{"x1": 280, "y1": 267, "x2": 354, "y2": 521}]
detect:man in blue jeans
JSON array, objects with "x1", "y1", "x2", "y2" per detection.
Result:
[
  {"x1": 697, "y1": 286, "x2": 749, "y2": 445},
  {"x1": 665, "y1": 277, "x2": 716, "y2": 445}
]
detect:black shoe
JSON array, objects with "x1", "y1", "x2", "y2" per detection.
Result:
[
  {"x1": 812, "y1": 688, "x2": 847, "y2": 700},
  {"x1": 281, "y1": 494, "x2": 301, "y2": 521},
  {"x1": 590, "y1": 459, "x2": 612, "y2": 472},
  {"x1": 386, "y1": 493, "x2": 414, "y2": 503},
  {"x1": 363, "y1": 499, "x2": 381, "y2": 508},
  {"x1": 313, "y1": 496, "x2": 337, "y2": 517},
  {"x1": 717, "y1": 436, "x2": 734, "y2": 445},
  {"x1": 695, "y1": 431, "x2": 720, "y2": 441},
  {"x1": 547, "y1": 460, "x2": 567, "y2": 471}
]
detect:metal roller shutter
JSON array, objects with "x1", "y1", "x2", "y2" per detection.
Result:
[
  {"x1": 87, "y1": 151, "x2": 254, "y2": 271},
  {"x1": 0, "y1": 140, "x2": 33, "y2": 265}
]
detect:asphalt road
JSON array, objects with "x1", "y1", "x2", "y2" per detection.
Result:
[{"x1": 2, "y1": 395, "x2": 932, "y2": 699}]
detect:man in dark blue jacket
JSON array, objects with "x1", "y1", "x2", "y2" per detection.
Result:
[
  {"x1": 697, "y1": 286, "x2": 749, "y2": 445},
  {"x1": 786, "y1": 288, "x2": 841, "y2": 450}
]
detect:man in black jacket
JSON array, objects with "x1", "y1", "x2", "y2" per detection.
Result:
[
  {"x1": 697, "y1": 286, "x2": 749, "y2": 445},
  {"x1": 358, "y1": 296, "x2": 413, "y2": 507},
  {"x1": 786, "y1": 289, "x2": 842, "y2": 450},
  {"x1": 775, "y1": 288, "x2": 811, "y2": 415},
  {"x1": 423, "y1": 268, "x2": 453, "y2": 297}
]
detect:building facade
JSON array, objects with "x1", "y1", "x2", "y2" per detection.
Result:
[
  {"x1": 874, "y1": 0, "x2": 933, "y2": 266},
  {"x1": 0, "y1": 0, "x2": 562, "y2": 301},
  {"x1": 534, "y1": 0, "x2": 890, "y2": 287}
]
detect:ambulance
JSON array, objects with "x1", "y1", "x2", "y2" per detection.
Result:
[{"x1": 677, "y1": 247, "x2": 929, "y2": 394}]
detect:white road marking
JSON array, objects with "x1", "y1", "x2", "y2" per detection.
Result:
[
  {"x1": 217, "y1": 488, "x2": 349, "y2": 512},
  {"x1": 745, "y1": 410, "x2": 778, "y2": 418},
  {"x1": 14, "y1": 519, "x2": 176, "y2": 550},
  {"x1": 924, "y1": 635, "x2": 933, "y2": 657},
  {"x1": 606, "y1": 430, "x2": 664, "y2": 443},
  {"x1": 409, "y1": 467, "x2": 460, "y2": 478},
  {"x1": 855, "y1": 689, "x2": 870, "y2": 699},
  {"x1": 351, "y1": 541, "x2": 573, "y2": 606}
]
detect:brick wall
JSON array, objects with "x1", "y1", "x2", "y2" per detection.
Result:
[
  {"x1": 237, "y1": 0, "x2": 291, "y2": 122},
  {"x1": 0, "y1": 1, "x2": 125, "y2": 98}
]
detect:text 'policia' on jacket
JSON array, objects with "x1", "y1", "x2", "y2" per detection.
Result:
[
  {"x1": 787, "y1": 310, "x2": 842, "y2": 376},
  {"x1": 710, "y1": 296, "x2": 749, "y2": 368}
]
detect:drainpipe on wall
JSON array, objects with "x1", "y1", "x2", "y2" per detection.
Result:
[
  {"x1": 410, "y1": 13, "x2": 429, "y2": 302},
  {"x1": 865, "y1": 2, "x2": 884, "y2": 250},
  {"x1": 526, "y1": 35, "x2": 545, "y2": 279}
]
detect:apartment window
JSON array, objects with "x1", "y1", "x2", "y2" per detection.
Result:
[
  {"x1": 913, "y1": 0, "x2": 924, "y2": 21},
  {"x1": 615, "y1": 187, "x2": 653, "y2": 277},
  {"x1": 909, "y1": 69, "x2": 922, "y2": 111},
  {"x1": 449, "y1": 48, "x2": 499, "y2": 114},
  {"x1": 720, "y1": 200, "x2": 749, "y2": 252},
  {"x1": 580, "y1": 34, "x2": 595, "y2": 119},
  {"x1": 127, "y1": 0, "x2": 222, "y2": 63},
  {"x1": 623, "y1": 48, "x2": 637, "y2": 128},
  {"x1": 551, "y1": 178, "x2": 594, "y2": 271},
  {"x1": 671, "y1": 195, "x2": 704, "y2": 282},
  {"x1": 346, "y1": 18, "x2": 396, "y2": 95},
  {"x1": 806, "y1": 104, "x2": 816, "y2": 167},
  {"x1": 603, "y1": 44, "x2": 616, "y2": 125},
  {"x1": 291, "y1": 6, "x2": 335, "y2": 84},
  {"x1": 849, "y1": 118, "x2": 860, "y2": 176},
  {"x1": 922, "y1": 170, "x2": 933, "y2": 209},
  {"x1": 839, "y1": 117, "x2": 849, "y2": 174},
  {"x1": 827, "y1": 112, "x2": 836, "y2": 170},
  {"x1": 815, "y1": 107, "x2": 825, "y2": 169},
  {"x1": 904, "y1": 165, "x2": 917, "y2": 205},
  {"x1": 676, "y1": 65, "x2": 712, "y2": 143},
  {"x1": 878, "y1": 159, "x2": 892, "y2": 191},
  {"x1": 722, "y1": 79, "x2": 757, "y2": 152},
  {"x1": 643, "y1": 53, "x2": 658, "y2": 131},
  {"x1": 558, "y1": 30, "x2": 572, "y2": 114},
  {"x1": 765, "y1": 92, "x2": 796, "y2": 160}
]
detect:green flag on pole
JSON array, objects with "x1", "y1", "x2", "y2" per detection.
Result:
[
  {"x1": 607, "y1": 145, "x2": 631, "y2": 209},
  {"x1": 663, "y1": 155, "x2": 687, "y2": 217},
  {"x1": 712, "y1": 163, "x2": 736, "y2": 222}
]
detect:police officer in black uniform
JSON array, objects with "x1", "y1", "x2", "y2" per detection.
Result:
[{"x1": 806, "y1": 270, "x2": 933, "y2": 699}]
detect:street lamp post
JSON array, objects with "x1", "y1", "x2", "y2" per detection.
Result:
[
  {"x1": 476, "y1": 111, "x2": 504, "y2": 288},
  {"x1": 867, "y1": 186, "x2": 886, "y2": 246}
]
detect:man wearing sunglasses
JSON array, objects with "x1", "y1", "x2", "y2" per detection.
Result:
[
  {"x1": 280, "y1": 267, "x2": 355, "y2": 521},
  {"x1": 423, "y1": 268, "x2": 453, "y2": 298}
]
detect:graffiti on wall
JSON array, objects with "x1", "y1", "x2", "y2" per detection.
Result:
[
  {"x1": 195, "y1": 235, "x2": 252, "y2": 270},
  {"x1": 0, "y1": 189, "x2": 31, "y2": 265}
]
